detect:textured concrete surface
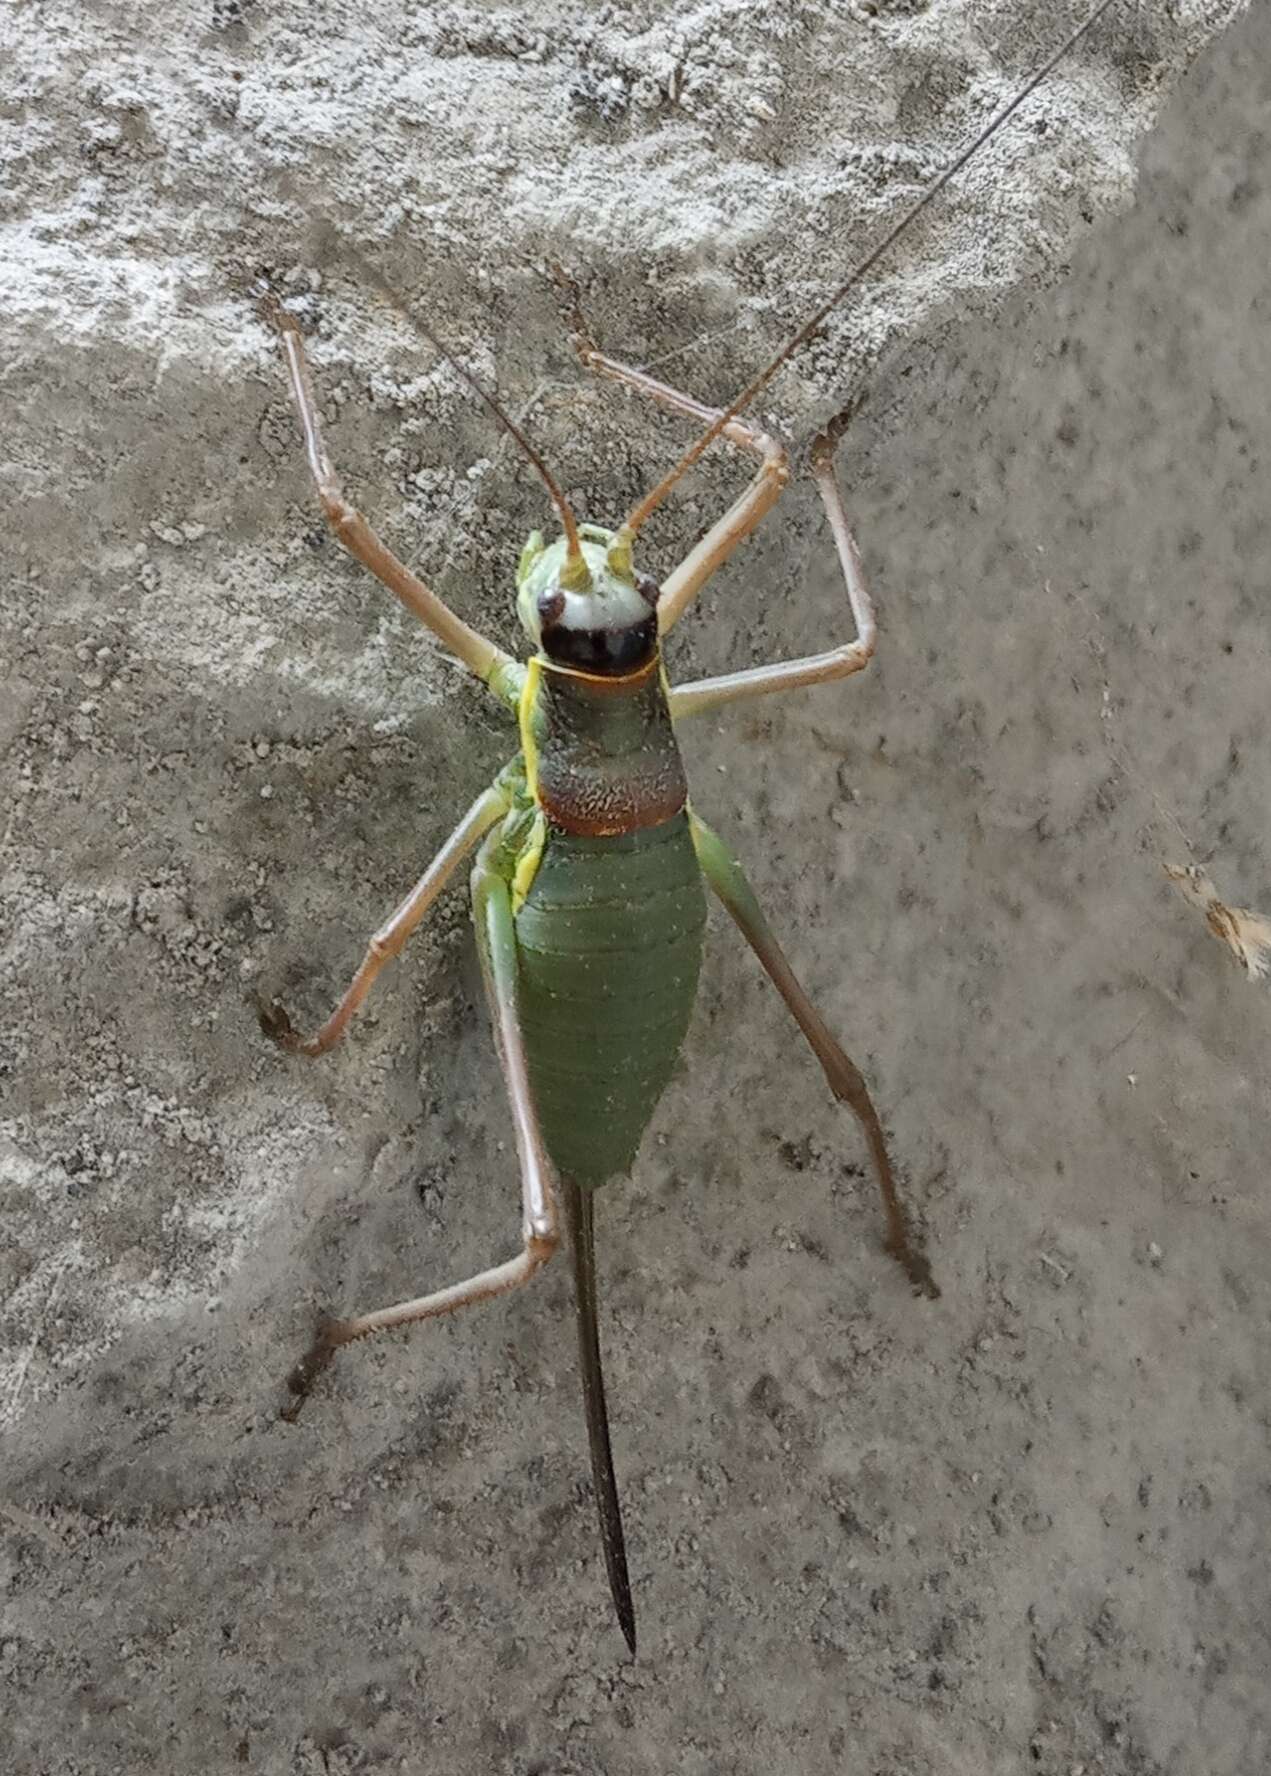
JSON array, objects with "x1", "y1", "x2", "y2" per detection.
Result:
[{"x1": 3, "y1": 1, "x2": 1269, "y2": 1772}]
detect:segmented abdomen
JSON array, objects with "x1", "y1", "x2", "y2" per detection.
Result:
[{"x1": 514, "y1": 813, "x2": 707, "y2": 1189}]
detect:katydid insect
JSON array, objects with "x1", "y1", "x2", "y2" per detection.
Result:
[{"x1": 259, "y1": 1, "x2": 1118, "y2": 1652}]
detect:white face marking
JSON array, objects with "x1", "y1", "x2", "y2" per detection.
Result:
[{"x1": 515, "y1": 527, "x2": 647, "y2": 644}]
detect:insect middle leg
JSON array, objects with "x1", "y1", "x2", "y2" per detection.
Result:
[
  {"x1": 690, "y1": 814, "x2": 939, "y2": 1300},
  {"x1": 282, "y1": 829, "x2": 560, "y2": 1417},
  {"x1": 259, "y1": 782, "x2": 509, "y2": 1056}
]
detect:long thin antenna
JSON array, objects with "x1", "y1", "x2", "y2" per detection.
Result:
[
  {"x1": 624, "y1": 0, "x2": 1120, "y2": 537},
  {"x1": 327, "y1": 229, "x2": 586, "y2": 572}
]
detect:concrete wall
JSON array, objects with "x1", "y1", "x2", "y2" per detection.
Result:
[{"x1": 2, "y1": 3, "x2": 1266, "y2": 1771}]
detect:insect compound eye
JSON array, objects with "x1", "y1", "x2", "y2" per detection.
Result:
[
  {"x1": 635, "y1": 574, "x2": 660, "y2": 610},
  {"x1": 537, "y1": 589, "x2": 566, "y2": 630}
]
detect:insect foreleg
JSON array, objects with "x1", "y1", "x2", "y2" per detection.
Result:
[
  {"x1": 689, "y1": 814, "x2": 938, "y2": 1300},
  {"x1": 557, "y1": 273, "x2": 789, "y2": 633},
  {"x1": 670, "y1": 404, "x2": 876, "y2": 719},
  {"x1": 260, "y1": 781, "x2": 511, "y2": 1057},
  {"x1": 282, "y1": 827, "x2": 559, "y2": 1419},
  {"x1": 266, "y1": 299, "x2": 521, "y2": 707}
]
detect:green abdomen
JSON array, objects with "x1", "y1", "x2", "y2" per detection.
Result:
[{"x1": 514, "y1": 814, "x2": 707, "y2": 1188}]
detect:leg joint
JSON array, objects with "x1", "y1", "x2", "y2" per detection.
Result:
[
  {"x1": 809, "y1": 392, "x2": 866, "y2": 469},
  {"x1": 758, "y1": 433, "x2": 790, "y2": 482},
  {"x1": 524, "y1": 1226, "x2": 559, "y2": 1269},
  {"x1": 847, "y1": 629, "x2": 876, "y2": 671},
  {"x1": 320, "y1": 490, "x2": 358, "y2": 536}
]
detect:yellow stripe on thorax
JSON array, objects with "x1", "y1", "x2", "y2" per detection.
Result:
[
  {"x1": 512, "y1": 655, "x2": 547, "y2": 913},
  {"x1": 518, "y1": 655, "x2": 542, "y2": 801}
]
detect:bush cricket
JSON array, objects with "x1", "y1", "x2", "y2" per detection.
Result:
[{"x1": 259, "y1": 0, "x2": 1118, "y2": 1653}]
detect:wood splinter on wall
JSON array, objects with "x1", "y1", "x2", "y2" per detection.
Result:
[{"x1": 1164, "y1": 863, "x2": 1271, "y2": 981}]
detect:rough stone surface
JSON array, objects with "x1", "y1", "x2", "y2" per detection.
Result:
[{"x1": 2, "y1": 1, "x2": 1267, "y2": 1772}]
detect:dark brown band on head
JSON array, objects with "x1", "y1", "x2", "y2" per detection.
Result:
[{"x1": 540, "y1": 614, "x2": 658, "y2": 676}]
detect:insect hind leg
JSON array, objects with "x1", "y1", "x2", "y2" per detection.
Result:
[
  {"x1": 689, "y1": 813, "x2": 939, "y2": 1300},
  {"x1": 281, "y1": 832, "x2": 560, "y2": 1419}
]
